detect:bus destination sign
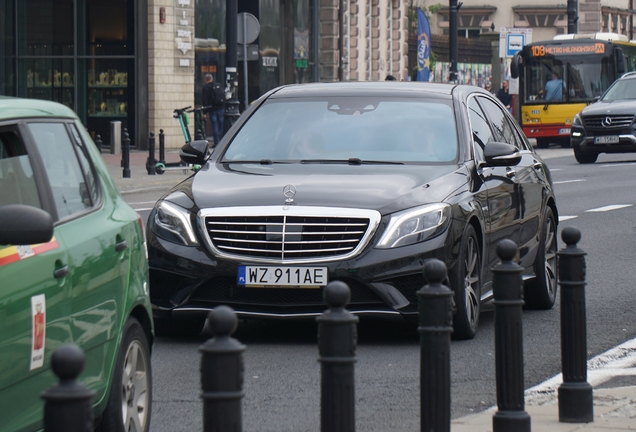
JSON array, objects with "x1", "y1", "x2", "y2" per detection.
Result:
[{"x1": 531, "y1": 43, "x2": 605, "y2": 57}]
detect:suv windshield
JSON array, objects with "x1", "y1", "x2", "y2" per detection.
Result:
[
  {"x1": 602, "y1": 78, "x2": 636, "y2": 101},
  {"x1": 222, "y1": 97, "x2": 458, "y2": 163}
]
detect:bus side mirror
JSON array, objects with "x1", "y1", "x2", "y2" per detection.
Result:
[
  {"x1": 511, "y1": 52, "x2": 522, "y2": 79},
  {"x1": 615, "y1": 47, "x2": 626, "y2": 75}
]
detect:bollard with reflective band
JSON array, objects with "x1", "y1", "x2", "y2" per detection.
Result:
[
  {"x1": 317, "y1": 281, "x2": 358, "y2": 432},
  {"x1": 492, "y1": 239, "x2": 531, "y2": 432},
  {"x1": 41, "y1": 344, "x2": 95, "y2": 432},
  {"x1": 159, "y1": 129, "x2": 166, "y2": 164},
  {"x1": 199, "y1": 306, "x2": 245, "y2": 432},
  {"x1": 418, "y1": 259, "x2": 453, "y2": 432},
  {"x1": 558, "y1": 227, "x2": 593, "y2": 423},
  {"x1": 147, "y1": 132, "x2": 156, "y2": 175},
  {"x1": 122, "y1": 128, "x2": 131, "y2": 178}
]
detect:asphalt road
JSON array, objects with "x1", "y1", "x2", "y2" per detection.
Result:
[{"x1": 124, "y1": 148, "x2": 636, "y2": 431}]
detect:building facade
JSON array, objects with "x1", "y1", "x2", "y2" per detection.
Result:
[{"x1": 4, "y1": 1, "x2": 633, "y2": 150}]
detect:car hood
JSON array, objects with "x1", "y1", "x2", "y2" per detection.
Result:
[
  {"x1": 581, "y1": 100, "x2": 636, "y2": 116},
  {"x1": 180, "y1": 162, "x2": 469, "y2": 215}
]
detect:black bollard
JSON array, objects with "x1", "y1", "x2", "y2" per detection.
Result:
[
  {"x1": 418, "y1": 259, "x2": 453, "y2": 432},
  {"x1": 199, "y1": 306, "x2": 245, "y2": 432},
  {"x1": 147, "y1": 132, "x2": 156, "y2": 175},
  {"x1": 558, "y1": 227, "x2": 593, "y2": 423},
  {"x1": 41, "y1": 344, "x2": 95, "y2": 432},
  {"x1": 94, "y1": 134, "x2": 102, "y2": 153},
  {"x1": 492, "y1": 239, "x2": 531, "y2": 432},
  {"x1": 122, "y1": 128, "x2": 130, "y2": 178},
  {"x1": 159, "y1": 129, "x2": 166, "y2": 164},
  {"x1": 317, "y1": 281, "x2": 358, "y2": 432}
]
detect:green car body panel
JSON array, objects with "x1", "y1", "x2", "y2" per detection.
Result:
[{"x1": 0, "y1": 97, "x2": 153, "y2": 431}]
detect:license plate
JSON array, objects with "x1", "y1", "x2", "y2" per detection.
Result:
[
  {"x1": 238, "y1": 266, "x2": 328, "y2": 288},
  {"x1": 559, "y1": 128, "x2": 571, "y2": 135},
  {"x1": 594, "y1": 135, "x2": 619, "y2": 144}
]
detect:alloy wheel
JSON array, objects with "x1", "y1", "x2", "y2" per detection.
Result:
[
  {"x1": 121, "y1": 340, "x2": 150, "y2": 432},
  {"x1": 463, "y1": 235, "x2": 480, "y2": 327}
]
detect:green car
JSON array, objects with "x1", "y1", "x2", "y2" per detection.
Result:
[{"x1": 0, "y1": 97, "x2": 153, "y2": 431}]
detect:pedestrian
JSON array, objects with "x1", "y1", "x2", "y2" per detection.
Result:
[
  {"x1": 201, "y1": 73, "x2": 225, "y2": 146},
  {"x1": 484, "y1": 82, "x2": 494, "y2": 94},
  {"x1": 496, "y1": 80, "x2": 512, "y2": 113}
]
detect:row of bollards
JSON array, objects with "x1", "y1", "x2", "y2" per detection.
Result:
[{"x1": 41, "y1": 228, "x2": 592, "y2": 431}]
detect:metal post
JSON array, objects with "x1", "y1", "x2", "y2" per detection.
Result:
[
  {"x1": 567, "y1": 0, "x2": 578, "y2": 34},
  {"x1": 449, "y1": 0, "x2": 459, "y2": 83},
  {"x1": 159, "y1": 129, "x2": 166, "y2": 164},
  {"x1": 41, "y1": 344, "x2": 95, "y2": 432},
  {"x1": 199, "y1": 306, "x2": 245, "y2": 432},
  {"x1": 224, "y1": 0, "x2": 240, "y2": 134},
  {"x1": 147, "y1": 132, "x2": 156, "y2": 175},
  {"x1": 94, "y1": 134, "x2": 102, "y2": 153},
  {"x1": 492, "y1": 239, "x2": 531, "y2": 432},
  {"x1": 558, "y1": 227, "x2": 594, "y2": 423},
  {"x1": 122, "y1": 128, "x2": 131, "y2": 178},
  {"x1": 317, "y1": 281, "x2": 358, "y2": 432},
  {"x1": 418, "y1": 259, "x2": 453, "y2": 432}
]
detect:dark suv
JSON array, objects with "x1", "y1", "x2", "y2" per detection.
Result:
[{"x1": 571, "y1": 72, "x2": 636, "y2": 163}]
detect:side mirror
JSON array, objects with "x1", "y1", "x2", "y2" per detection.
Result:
[
  {"x1": 180, "y1": 139, "x2": 210, "y2": 166},
  {"x1": 484, "y1": 142, "x2": 522, "y2": 167},
  {"x1": 510, "y1": 52, "x2": 522, "y2": 79},
  {"x1": 0, "y1": 204, "x2": 53, "y2": 245}
]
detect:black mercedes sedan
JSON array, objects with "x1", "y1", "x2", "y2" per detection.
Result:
[{"x1": 147, "y1": 82, "x2": 558, "y2": 340}]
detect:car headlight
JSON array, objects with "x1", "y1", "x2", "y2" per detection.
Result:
[
  {"x1": 376, "y1": 203, "x2": 451, "y2": 249},
  {"x1": 151, "y1": 201, "x2": 199, "y2": 246},
  {"x1": 573, "y1": 114, "x2": 582, "y2": 126}
]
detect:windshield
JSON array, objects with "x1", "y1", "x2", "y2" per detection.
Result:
[
  {"x1": 602, "y1": 78, "x2": 636, "y2": 101},
  {"x1": 524, "y1": 52, "x2": 613, "y2": 103},
  {"x1": 222, "y1": 97, "x2": 459, "y2": 163}
]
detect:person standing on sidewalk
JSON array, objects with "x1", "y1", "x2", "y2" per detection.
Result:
[
  {"x1": 202, "y1": 73, "x2": 225, "y2": 146},
  {"x1": 496, "y1": 79, "x2": 512, "y2": 113}
]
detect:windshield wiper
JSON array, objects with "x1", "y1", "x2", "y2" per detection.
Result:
[
  {"x1": 221, "y1": 159, "x2": 291, "y2": 165},
  {"x1": 300, "y1": 158, "x2": 404, "y2": 165}
]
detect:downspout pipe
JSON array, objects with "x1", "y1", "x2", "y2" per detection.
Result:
[{"x1": 338, "y1": 0, "x2": 345, "y2": 81}]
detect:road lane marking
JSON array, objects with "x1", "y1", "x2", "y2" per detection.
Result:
[
  {"x1": 585, "y1": 204, "x2": 632, "y2": 213},
  {"x1": 600, "y1": 162, "x2": 636, "y2": 167},
  {"x1": 558, "y1": 216, "x2": 577, "y2": 222},
  {"x1": 553, "y1": 179, "x2": 585, "y2": 184}
]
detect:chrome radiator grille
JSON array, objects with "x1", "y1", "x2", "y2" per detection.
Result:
[
  {"x1": 583, "y1": 115, "x2": 634, "y2": 131},
  {"x1": 199, "y1": 207, "x2": 381, "y2": 262}
]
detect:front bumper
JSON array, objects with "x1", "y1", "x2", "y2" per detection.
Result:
[
  {"x1": 147, "y1": 228, "x2": 454, "y2": 323},
  {"x1": 571, "y1": 127, "x2": 636, "y2": 154}
]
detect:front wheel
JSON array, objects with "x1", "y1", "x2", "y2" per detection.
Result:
[
  {"x1": 449, "y1": 224, "x2": 481, "y2": 340},
  {"x1": 524, "y1": 206, "x2": 558, "y2": 310},
  {"x1": 97, "y1": 317, "x2": 152, "y2": 432},
  {"x1": 574, "y1": 151, "x2": 598, "y2": 164}
]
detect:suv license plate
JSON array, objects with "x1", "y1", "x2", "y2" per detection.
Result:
[
  {"x1": 238, "y1": 266, "x2": 328, "y2": 288},
  {"x1": 594, "y1": 136, "x2": 619, "y2": 144}
]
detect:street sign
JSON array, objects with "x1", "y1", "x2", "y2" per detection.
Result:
[
  {"x1": 237, "y1": 12, "x2": 260, "y2": 45},
  {"x1": 237, "y1": 44, "x2": 259, "y2": 61},
  {"x1": 499, "y1": 27, "x2": 533, "y2": 58}
]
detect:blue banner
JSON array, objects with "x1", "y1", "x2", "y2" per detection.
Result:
[{"x1": 416, "y1": 8, "x2": 431, "y2": 82}]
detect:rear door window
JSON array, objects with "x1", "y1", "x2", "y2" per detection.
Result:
[{"x1": 0, "y1": 129, "x2": 41, "y2": 208}]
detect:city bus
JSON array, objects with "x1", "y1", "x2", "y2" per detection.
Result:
[{"x1": 511, "y1": 33, "x2": 636, "y2": 148}]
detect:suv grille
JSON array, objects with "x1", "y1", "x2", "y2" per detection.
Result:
[
  {"x1": 583, "y1": 115, "x2": 634, "y2": 131},
  {"x1": 199, "y1": 206, "x2": 381, "y2": 263}
]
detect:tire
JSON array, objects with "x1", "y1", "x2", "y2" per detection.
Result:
[
  {"x1": 449, "y1": 224, "x2": 481, "y2": 340},
  {"x1": 574, "y1": 151, "x2": 598, "y2": 164},
  {"x1": 97, "y1": 317, "x2": 152, "y2": 432},
  {"x1": 524, "y1": 206, "x2": 558, "y2": 310},
  {"x1": 536, "y1": 138, "x2": 550, "y2": 149}
]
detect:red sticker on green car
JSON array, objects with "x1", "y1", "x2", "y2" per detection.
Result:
[{"x1": 0, "y1": 238, "x2": 59, "y2": 267}]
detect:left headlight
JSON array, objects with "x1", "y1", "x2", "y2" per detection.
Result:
[
  {"x1": 376, "y1": 203, "x2": 451, "y2": 249},
  {"x1": 150, "y1": 201, "x2": 199, "y2": 246}
]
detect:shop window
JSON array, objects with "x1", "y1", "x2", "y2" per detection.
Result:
[{"x1": 18, "y1": 0, "x2": 74, "y2": 56}]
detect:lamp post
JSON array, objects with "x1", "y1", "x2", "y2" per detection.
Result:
[
  {"x1": 224, "y1": 0, "x2": 240, "y2": 134},
  {"x1": 449, "y1": 0, "x2": 460, "y2": 83}
]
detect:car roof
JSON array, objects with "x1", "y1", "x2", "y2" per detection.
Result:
[
  {"x1": 0, "y1": 96, "x2": 78, "y2": 121},
  {"x1": 267, "y1": 81, "x2": 459, "y2": 99}
]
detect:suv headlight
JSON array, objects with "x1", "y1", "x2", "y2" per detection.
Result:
[
  {"x1": 573, "y1": 114, "x2": 582, "y2": 126},
  {"x1": 151, "y1": 201, "x2": 199, "y2": 246},
  {"x1": 376, "y1": 203, "x2": 451, "y2": 249}
]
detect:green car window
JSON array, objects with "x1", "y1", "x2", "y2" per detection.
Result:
[
  {"x1": 28, "y1": 123, "x2": 94, "y2": 218},
  {"x1": 0, "y1": 129, "x2": 41, "y2": 208}
]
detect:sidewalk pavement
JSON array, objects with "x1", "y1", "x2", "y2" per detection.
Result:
[{"x1": 101, "y1": 147, "x2": 636, "y2": 431}]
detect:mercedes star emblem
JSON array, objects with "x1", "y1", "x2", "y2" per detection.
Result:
[
  {"x1": 602, "y1": 116, "x2": 612, "y2": 128},
  {"x1": 283, "y1": 184, "x2": 297, "y2": 203}
]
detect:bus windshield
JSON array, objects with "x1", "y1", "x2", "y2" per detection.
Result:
[{"x1": 523, "y1": 53, "x2": 613, "y2": 103}]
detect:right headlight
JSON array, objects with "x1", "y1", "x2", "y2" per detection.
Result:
[
  {"x1": 376, "y1": 203, "x2": 451, "y2": 249},
  {"x1": 573, "y1": 114, "x2": 582, "y2": 126},
  {"x1": 150, "y1": 201, "x2": 199, "y2": 246}
]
